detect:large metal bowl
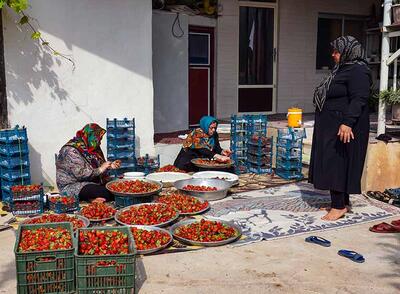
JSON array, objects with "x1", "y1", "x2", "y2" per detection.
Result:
[
  {"x1": 192, "y1": 171, "x2": 239, "y2": 186},
  {"x1": 145, "y1": 172, "x2": 192, "y2": 188},
  {"x1": 170, "y1": 219, "x2": 242, "y2": 247},
  {"x1": 115, "y1": 203, "x2": 179, "y2": 227},
  {"x1": 106, "y1": 178, "x2": 163, "y2": 197},
  {"x1": 128, "y1": 225, "x2": 173, "y2": 255},
  {"x1": 173, "y1": 178, "x2": 231, "y2": 201},
  {"x1": 191, "y1": 158, "x2": 234, "y2": 169}
]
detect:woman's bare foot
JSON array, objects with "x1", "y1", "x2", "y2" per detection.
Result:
[{"x1": 321, "y1": 208, "x2": 348, "y2": 221}]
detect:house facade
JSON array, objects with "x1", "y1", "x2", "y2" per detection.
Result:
[{"x1": 153, "y1": 0, "x2": 380, "y2": 132}]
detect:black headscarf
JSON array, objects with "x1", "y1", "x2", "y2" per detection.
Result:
[{"x1": 313, "y1": 36, "x2": 369, "y2": 111}]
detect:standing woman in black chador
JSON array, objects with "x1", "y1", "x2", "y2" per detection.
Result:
[{"x1": 309, "y1": 36, "x2": 371, "y2": 221}]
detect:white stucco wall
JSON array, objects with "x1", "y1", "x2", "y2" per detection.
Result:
[
  {"x1": 153, "y1": 11, "x2": 189, "y2": 133},
  {"x1": 3, "y1": 0, "x2": 154, "y2": 187},
  {"x1": 216, "y1": 0, "x2": 378, "y2": 117}
]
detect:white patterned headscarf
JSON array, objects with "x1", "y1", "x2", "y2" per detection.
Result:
[{"x1": 313, "y1": 36, "x2": 369, "y2": 111}]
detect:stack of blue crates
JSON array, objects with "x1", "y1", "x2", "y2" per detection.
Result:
[
  {"x1": 230, "y1": 114, "x2": 269, "y2": 174},
  {"x1": 275, "y1": 128, "x2": 305, "y2": 180},
  {"x1": 0, "y1": 126, "x2": 31, "y2": 203},
  {"x1": 245, "y1": 115, "x2": 271, "y2": 174},
  {"x1": 230, "y1": 115, "x2": 248, "y2": 174},
  {"x1": 136, "y1": 154, "x2": 160, "y2": 175},
  {"x1": 106, "y1": 118, "x2": 136, "y2": 177}
]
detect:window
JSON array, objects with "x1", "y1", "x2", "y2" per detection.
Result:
[{"x1": 316, "y1": 14, "x2": 366, "y2": 70}]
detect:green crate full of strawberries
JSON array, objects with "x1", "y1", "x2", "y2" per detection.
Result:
[{"x1": 14, "y1": 222, "x2": 75, "y2": 293}]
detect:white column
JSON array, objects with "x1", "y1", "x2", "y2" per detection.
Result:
[{"x1": 378, "y1": 0, "x2": 392, "y2": 135}]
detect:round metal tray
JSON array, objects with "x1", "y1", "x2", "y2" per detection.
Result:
[
  {"x1": 23, "y1": 214, "x2": 90, "y2": 230},
  {"x1": 106, "y1": 178, "x2": 163, "y2": 197},
  {"x1": 191, "y1": 158, "x2": 234, "y2": 169},
  {"x1": 145, "y1": 172, "x2": 192, "y2": 188},
  {"x1": 114, "y1": 203, "x2": 179, "y2": 227},
  {"x1": 173, "y1": 178, "x2": 232, "y2": 201},
  {"x1": 170, "y1": 219, "x2": 242, "y2": 247},
  {"x1": 129, "y1": 225, "x2": 173, "y2": 255},
  {"x1": 156, "y1": 195, "x2": 210, "y2": 216},
  {"x1": 192, "y1": 171, "x2": 239, "y2": 186}
]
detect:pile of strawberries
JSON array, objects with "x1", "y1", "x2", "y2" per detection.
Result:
[
  {"x1": 131, "y1": 227, "x2": 171, "y2": 251},
  {"x1": 78, "y1": 229, "x2": 129, "y2": 255},
  {"x1": 156, "y1": 164, "x2": 186, "y2": 173},
  {"x1": 182, "y1": 185, "x2": 218, "y2": 192},
  {"x1": 24, "y1": 214, "x2": 86, "y2": 231},
  {"x1": 117, "y1": 204, "x2": 177, "y2": 226},
  {"x1": 18, "y1": 227, "x2": 73, "y2": 252},
  {"x1": 81, "y1": 202, "x2": 116, "y2": 220},
  {"x1": 108, "y1": 180, "x2": 160, "y2": 194},
  {"x1": 157, "y1": 193, "x2": 209, "y2": 214},
  {"x1": 49, "y1": 196, "x2": 76, "y2": 205},
  {"x1": 175, "y1": 219, "x2": 237, "y2": 243}
]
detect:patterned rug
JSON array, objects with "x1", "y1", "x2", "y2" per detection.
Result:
[{"x1": 206, "y1": 182, "x2": 400, "y2": 246}]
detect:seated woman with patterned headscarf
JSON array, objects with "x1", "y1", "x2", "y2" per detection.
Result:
[
  {"x1": 56, "y1": 123, "x2": 121, "y2": 201},
  {"x1": 174, "y1": 116, "x2": 232, "y2": 172}
]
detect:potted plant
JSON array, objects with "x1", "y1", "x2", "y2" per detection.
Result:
[
  {"x1": 376, "y1": 89, "x2": 400, "y2": 122},
  {"x1": 393, "y1": 0, "x2": 400, "y2": 24}
]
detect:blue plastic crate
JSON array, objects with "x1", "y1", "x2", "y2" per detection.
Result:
[
  {"x1": 106, "y1": 118, "x2": 135, "y2": 129},
  {"x1": 108, "y1": 150, "x2": 135, "y2": 160},
  {"x1": 277, "y1": 128, "x2": 306, "y2": 141},
  {"x1": 0, "y1": 142, "x2": 29, "y2": 156},
  {"x1": 247, "y1": 153, "x2": 272, "y2": 166},
  {"x1": 107, "y1": 140, "x2": 135, "y2": 150},
  {"x1": 0, "y1": 155, "x2": 30, "y2": 168},
  {"x1": 0, "y1": 126, "x2": 28, "y2": 144},
  {"x1": 48, "y1": 194, "x2": 80, "y2": 213},
  {"x1": 1, "y1": 189, "x2": 12, "y2": 203},
  {"x1": 0, "y1": 167, "x2": 30, "y2": 181},
  {"x1": 276, "y1": 138, "x2": 303, "y2": 149},
  {"x1": 276, "y1": 157, "x2": 302, "y2": 171},
  {"x1": 11, "y1": 194, "x2": 44, "y2": 216},
  {"x1": 275, "y1": 169, "x2": 303, "y2": 180},
  {"x1": 277, "y1": 146, "x2": 302, "y2": 160},
  {"x1": 1, "y1": 178, "x2": 31, "y2": 193},
  {"x1": 107, "y1": 131, "x2": 135, "y2": 140},
  {"x1": 115, "y1": 194, "x2": 154, "y2": 208},
  {"x1": 247, "y1": 163, "x2": 272, "y2": 174}
]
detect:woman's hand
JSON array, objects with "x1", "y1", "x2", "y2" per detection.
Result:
[
  {"x1": 99, "y1": 161, "x2": 112, "y2": 173},
  {"x1": 337, "y1": 124, "x2": 354, "y2": 143},
  {"x1": 111, "y1": 160, "x2": 121, "y2": 169},
  {"x1": 221, "y1": 149, "x2": 232, "y2": 157},
  {"x1": 213, "y1": 154, "x2": 230, "y2": 163}
]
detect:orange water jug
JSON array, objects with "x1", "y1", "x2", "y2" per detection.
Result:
[{"x1": 287, "y1": 108, "x2": 303, "y2": 128}]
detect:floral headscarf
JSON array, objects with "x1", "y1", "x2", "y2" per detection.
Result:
[
  {"x1": 183, "y1": 116, "x2": 218, "y2": 151},
  {"x1": 65, "y1": 123, "x2": 106, "y2": 169}
]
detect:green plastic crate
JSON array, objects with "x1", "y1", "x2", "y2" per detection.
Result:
[
  {"x1": 14, "y1": 222, "x2": 75, "y2": 294},
  {"x1": 75, "y1": 226, "x2": 137, "y2": 293}
]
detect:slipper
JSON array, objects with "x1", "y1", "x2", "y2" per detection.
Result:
[
  {"x1": 391, "y1": 219, "x2": 400, "y2": 227},
  {"x1": 338, "y1": 250, "x2": 365, "y2": 263},
  {"x1": 366, "y1": 191, "x2": 386, "y2": 202},
  {"x1": 369, "y1": 222, "x2": 400, "y2": 233},
  {"x1": 305, "y1": 236, "x2": 331, "y2": 247}
]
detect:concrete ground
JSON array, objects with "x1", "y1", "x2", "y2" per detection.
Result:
[{"x1": 0, "y1": 216, "x2": 399, "y2": 293}]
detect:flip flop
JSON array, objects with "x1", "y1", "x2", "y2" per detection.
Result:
[
  {"x1": 305, "y1": 236, "x2": 331, "y2": 247},
  {"x1": 338, "y1": 250, "x2": 365, "y2": 263},
  {"x1": 369, "y1": 222, "x2": 400, "y2": 233}
]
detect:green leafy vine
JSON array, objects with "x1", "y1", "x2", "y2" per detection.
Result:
[{"x1": 1, "y1": 0, "x2": 75, "y2": 68}]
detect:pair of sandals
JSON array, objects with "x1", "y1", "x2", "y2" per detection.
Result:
[
  {"x1": 369, "y1": 219, "x2": 400, "y2": 233},
  {"x1": 366, "y1": 191, "x2": 400, "y2": 207},
  {"x1": 305, "y1": 236, "x2": 365, "y2": 263}
]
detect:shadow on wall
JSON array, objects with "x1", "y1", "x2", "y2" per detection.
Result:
[{"x1": 29, "y1": 143, "x2": 55, "y2": 189}]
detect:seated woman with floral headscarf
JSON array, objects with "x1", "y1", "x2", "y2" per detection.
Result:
[
  {"x1": 174, "y1": 116, "x2": 231, "y2": 172},
  {"x1": 56, "y1": 123, "x2": 121, "y2": 201}
]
